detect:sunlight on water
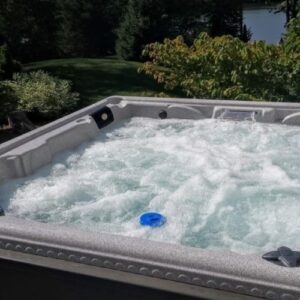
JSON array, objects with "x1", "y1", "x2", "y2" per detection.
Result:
[{"x1": 1, "y1": 118, "x2": 300, "y2": 254}]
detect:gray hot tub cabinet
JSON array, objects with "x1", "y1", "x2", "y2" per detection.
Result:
[{"x1": 1, "y1": 96, "x2": 300, "y2": 300}]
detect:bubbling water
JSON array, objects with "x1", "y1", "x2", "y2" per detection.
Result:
[{"x1": 1, "y1": 118, "x2": 300, "y2": 254}]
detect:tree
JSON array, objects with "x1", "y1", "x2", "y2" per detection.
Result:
[
  {"x1": 285, "y1": 0, "x2": 299, "y2": 23},
  {"x1": 240, "y1": 24, "x2": 252, "y2": 42},
  {"x1": 0, "y1": 44, "x2": 19, "y2": 80},
  {"x1": 0, "y1": 11, "x2": 5, "y2": 45},
  {"x1": 276, "y1": 0, "x2": 299, "y2": 23},
  {"x1": 158, "y1": 0, "x2": 210, "y2": 44},
  {"x1": 116, "y1": 0, "x2": 210, "y2": 60},
  {"x1": 0, "y1": 0, "x2": 58, "y2": 62},
  {"x1": 56, "y1": 0, "x2": 89, "y2": 57},
  {"x1": 57, "y1": 0, "x2": 128, "y2": 57},
  {"x1": 207, "y1": 0, "x2": 243, "y2": 37},
  {"x1": 102, "y1": 0, "x2": 129, "y2": 54},
  {"x1": 0, "y1": 0, "x2": 131, "y2": 60},
  {"x1": 115, "y1": 0, "x2": 151, "y2": 60}
]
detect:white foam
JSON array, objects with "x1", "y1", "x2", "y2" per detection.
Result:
[{"x1": 1, "y1": 118, "x2": 300, "y2": 254}]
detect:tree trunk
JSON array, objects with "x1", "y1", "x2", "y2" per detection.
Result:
[
  {"x1": 286, "y1": 0, "x2": 291, "y2": 23},
  {"x1": 7, "y1": 111, "x2": 36, "y2": 134},
  {"x1": 291, "y1": 0, "x2": 299, "y2": 19}
]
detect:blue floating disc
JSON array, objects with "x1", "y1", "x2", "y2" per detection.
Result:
[{"x1": 140, "y1": 212, "x2": 166, "y2": 227}]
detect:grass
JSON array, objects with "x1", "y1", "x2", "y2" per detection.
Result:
[{"x1": 25, "y1": 57, "x2": 172, "y2": 107}]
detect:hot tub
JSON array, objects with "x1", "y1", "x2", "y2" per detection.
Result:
[{"x1": 1, "y1": 96, "x2": 300, "y2": 300}]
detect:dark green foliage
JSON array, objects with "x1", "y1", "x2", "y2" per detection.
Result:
[
  {"x1": 276, "y1": 0, "x2": 299, "y2": 23},
  {"x1": 0, "y1": 82, "x2": 18, "y2": 125},
  {"x1": 56, "y1": 0, "x2": 90, "y2": 57},
  {"x1": 0, "y1": 44, "x2": 21, "y2": 80},
  {"x1": 0, "y1": 0, "x2": 248, "y2": 62},
  {"x1": 116, "y1": 0, "x2": 211, "y2": 60},
  {"x1": 57, "y1": 0, "x2": 128, "y2": 57},
  {"x1": 207, "y1": 0, "x2": 243, "y2": 37},
  {"x1": 115, "y1": 0, "x2": 150, "y2": 60},
  {"x1": 240, "y1": 24, "x2": 252, "y2": 42},
  {"x1": 161, "y1": 0, "x2": 210, "y2": 44},
  {"x1": 0, "y1": 0, "x2": 58, "y2": 62},
  {"x1": 0, "y1": 0, "x2": 127, "y2": 60},
  {"x1": 0, "y1": 11, "x2": 5, "y2": 45},
  {"x1": 100, "y1": 0, "x2": 130, "y2": 55}
]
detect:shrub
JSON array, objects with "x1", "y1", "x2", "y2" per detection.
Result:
[
  {"x1": 5, "y1": 71, "x2": 79, "y2": 117},
  {"x1": 140, "y1": 33, "x2": 300, "y2": 102}
]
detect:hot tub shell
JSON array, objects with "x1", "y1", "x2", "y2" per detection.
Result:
[{"x1": 1, "y1": 96, "x2": 300, "y2": 300}]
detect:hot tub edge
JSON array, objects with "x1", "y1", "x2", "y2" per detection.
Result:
[
  {"x1": 2, "y1": 96, "x2": 300, "y2": 299},
  {"x1": 0, "y1": 216, "x2": 299, "y2": 299}
]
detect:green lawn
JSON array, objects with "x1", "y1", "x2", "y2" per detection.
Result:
[{"x1": 25, "y1": 57, "x2": 170, "y2": 107}]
